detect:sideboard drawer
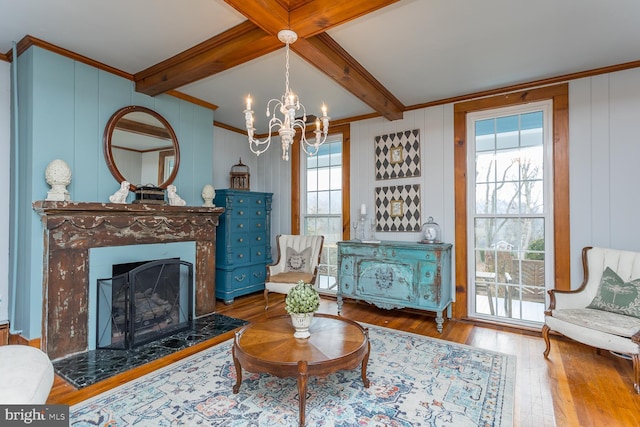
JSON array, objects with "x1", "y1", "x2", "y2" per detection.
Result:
[{"x1": 355, "y1": 259, "x2": 414, "y2": 303}]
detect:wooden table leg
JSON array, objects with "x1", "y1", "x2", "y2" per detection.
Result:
[
  {"x1": 361, "y1": 330, "x2": 371, "y2": 387},
  {"x1": 232, "y1": 341, "x2": 242, "y2": 394},
  {"x1": 297, "y1": 360, "x2": 308, "y2": 427}
]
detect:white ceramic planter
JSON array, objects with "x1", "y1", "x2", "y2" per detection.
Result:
[{"x1": 290, "y1": 312, "x2": 314, "y2": 339}]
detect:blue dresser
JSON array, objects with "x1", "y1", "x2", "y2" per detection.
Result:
[
  {"x1": 337, "y1": 240, "x2": 453, "y2": 332},
  {"x1": 214, "y1": 190, "x2": 273, "y2": 304}
]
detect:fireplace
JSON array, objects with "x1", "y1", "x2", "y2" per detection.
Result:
[
  {"x1": 97, "y1": 258, "x2": 193, "y2": 350},
  {"x1": 33, "y1": 201, "x2": 224, "y2": 360}
]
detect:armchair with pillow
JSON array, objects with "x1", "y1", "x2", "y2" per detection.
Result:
[
  {"x1": 264, "y1": 234, "x2": 324, "y2": 309},
  {"x1": 542, "y1": 246, "x2": 640, "y2": 393}
]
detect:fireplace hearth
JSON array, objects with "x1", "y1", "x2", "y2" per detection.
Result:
[{"x1": 97, "y1": 259, "x2": 193, "y2": 350}]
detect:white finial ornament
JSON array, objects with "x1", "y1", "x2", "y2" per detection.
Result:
[
  {"x1": 201, "y1": 184, "x2": 216, "y2": 207},
  {"x1": 45, "y1": 159, "x2": 72, "y2": 201}
]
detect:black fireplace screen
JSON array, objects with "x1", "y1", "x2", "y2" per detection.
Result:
[{"x1": 96, "y1": 258, "x2": 193, "y2": 350}]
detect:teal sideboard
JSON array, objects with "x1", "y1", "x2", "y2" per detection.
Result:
[
  {"x1": 337, "y1": 240, "x2": 453, "y2": 332},
  {"x1": 214, "y1": 189, "x2": 273, "y2": 304}
]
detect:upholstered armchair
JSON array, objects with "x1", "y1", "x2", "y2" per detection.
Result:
[
  {"x1": 542, "y1": 246, "x2": 640, "y2": 393},
  {"x1": 0, "y1": 345, "x2": 54, "y2": 403},
  {"x1": 264, "y1": 234, "x2": 324, "y2": 309}
]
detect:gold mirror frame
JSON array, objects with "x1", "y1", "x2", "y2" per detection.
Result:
[{"x1": 103, "y1": 105, "x2": 180, "y2": 191}]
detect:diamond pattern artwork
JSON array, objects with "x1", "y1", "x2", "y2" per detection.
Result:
[
  {"x1": 375, "y1": 129, "x2": 421, "y2": 180},
  {"x1": 375, "y1": 184, "x2": 421, "y2": 232}
]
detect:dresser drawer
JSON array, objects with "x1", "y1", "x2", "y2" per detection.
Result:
[
  {"x1": 232, "y1": 233, "x2": 251, "y2": 247},
  {"x1": 249, "y1": 218, "x2": 266, "y2": 232},
  {"x1": 251, "y1": 245, "x2": 267, "y2": 262},
  {"x1": 229, "y1": 264, "x2": 266, "y2": 286},
  {"x1": 229, "y1": 246, "x2": 251, "y2": 264}
]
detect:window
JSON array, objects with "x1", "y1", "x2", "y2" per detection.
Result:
[
  {"x1": 467, "y1": 102, "x2": 553, "y2": 326},
  {"x1": 303, "y1": 135, "x2": 343, "y2": 292}
]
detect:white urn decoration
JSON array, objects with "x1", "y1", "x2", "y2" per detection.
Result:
[
  {"x1": 45, "y1": 159, "x2": 72, "y2": 201},
  {"x1": 285, "y1": 281, "x2": 320, "y2": 339},
  {"x1": 201, "y1": 184, "x2": 216, "y2": 207}
]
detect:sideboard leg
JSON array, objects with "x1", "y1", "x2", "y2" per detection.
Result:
[{"x1": 435, "y1": 311, "x2": 444, "y2": 333}]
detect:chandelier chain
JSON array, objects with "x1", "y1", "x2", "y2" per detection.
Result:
[{"x1": 284, "y1": 42, "x2": 290, "y2": 94}]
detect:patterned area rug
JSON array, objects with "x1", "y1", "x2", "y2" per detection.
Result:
[{"x1": 71, "y1": 325, "x2": 515, "y2": 426}]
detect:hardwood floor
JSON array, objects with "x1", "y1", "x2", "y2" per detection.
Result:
[{"x1": 48, "y1": 292, "x2": 640, "y2": 426}]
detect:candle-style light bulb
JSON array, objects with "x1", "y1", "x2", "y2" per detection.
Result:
[
  {"x1": 246, "y1": 95, "x2": 252, "y2": 110},
  {"x1": 315, "y1": 119, "x2": 321, "y2": 131},
  {"x1": 321, "y1": 103, "x2": 327, "y2": 117}
]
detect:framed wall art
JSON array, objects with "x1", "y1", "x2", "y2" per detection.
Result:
[
  {"x1": 390, "y1": 199, "x2": 404, "y2": 217},
  {"x1": 374, "y1": 129, "x2": 421, "y2": 180},
  {"x1": 375, "y1": 184, "x2": 421, "y2": 232}
]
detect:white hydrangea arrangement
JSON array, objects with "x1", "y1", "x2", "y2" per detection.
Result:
[{"x1": 285, "y1": 281, "x2": 320, "y2": 314}]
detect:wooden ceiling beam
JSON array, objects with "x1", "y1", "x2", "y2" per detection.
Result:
[
  {"x1": 223, "y1": 0, "x2": 290, "y2": 36},
  {"x1": 289, "y1": 0, "x2": 400, "y2": 38},
  {"x1": 135, "y1": 21, "x2": 280, "y2": 96},
  {"x1": 225, "y1": 0, "x2": 399, "y2": 38},
  {"x1": 136, "y1": 0, "x2": 404, "y2": 121},
  {"x1": 293, "y1": 33, "x2": 404, "y2": 121}
]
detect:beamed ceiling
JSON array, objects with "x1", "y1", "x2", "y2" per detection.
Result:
[{"x1": 2, "y1": 0, "x2": 640, "y2": 133}]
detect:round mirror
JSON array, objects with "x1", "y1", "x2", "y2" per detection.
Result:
[{"x1": 103, "y1": 106, "x2": 180, "y2": 190}]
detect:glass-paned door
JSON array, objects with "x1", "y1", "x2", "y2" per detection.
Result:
[
  {"x1": 303, "y1": 135, "x2": 342, "y2": 293},
  {"x1": 467, "y1": 101, "x2": 553, "y2": 326}
]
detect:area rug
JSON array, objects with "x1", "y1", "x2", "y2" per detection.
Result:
[{"x1": 70, "y1": 325, "x2": 516, "y2": 426}]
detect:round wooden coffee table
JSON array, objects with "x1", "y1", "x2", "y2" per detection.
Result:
[{"x1": 232, "y1": 313, "x2": 370, "y2": 426}]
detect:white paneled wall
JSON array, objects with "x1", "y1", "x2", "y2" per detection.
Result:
[
  {"x1": 255, "y1": 136, "x2": 291, "y2": 259},
  {"x1": 211, "y1": 126, "x2": 256, "y2": 192},
  {"x1": 569, "y1": 68, "x2": 640, "y2": 287},
  {"x1": 349, "y1": 107, "x2": 456, "y2": 245}
]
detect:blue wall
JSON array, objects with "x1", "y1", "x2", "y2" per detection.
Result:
[{"x1": 12, "y1": 46, "x2": 214, "y2": 339}]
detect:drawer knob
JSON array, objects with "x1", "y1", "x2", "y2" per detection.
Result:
[
  {"x1": 239, "y1": 224, "x2": 244, "y2": 228},
  {"x1": 239, "y1": 199, "x2": 244, "y2": 203},
  {"x1": 256, "y1": 223, "x2": 262, "y2": 228},
  {"x1": 238, "y1": 253, "x2": 244, "y2": 258},
  {"x1": 257, "y1": 251, "x2": 262, "y2": 256},
  {"x1": 257, "y1": 200, "x2": 262, "y2": 204},
  {"x1": 238, "y1": 238, "x2": 244, "y2": 243},
  {"x1": 256, "y1": 236, "x2": 262, "y2": 241},
  {"x1": 253, "y1": 271, "x2": 263, "y2": 278},
  {"x1": 234, "y1": 274, "x2": 246, "y2": 282},
  {"x1": 239, "y1": 211, "x2": 244, "y2": 215}
]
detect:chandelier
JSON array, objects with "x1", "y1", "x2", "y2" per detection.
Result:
[{"x1": 244, "y1": 29, "x2": 330, "y2": 161}]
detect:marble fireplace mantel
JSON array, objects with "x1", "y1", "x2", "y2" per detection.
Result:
[{"x1": 33, "y1": 201, "x2": 224, "y2": 360}]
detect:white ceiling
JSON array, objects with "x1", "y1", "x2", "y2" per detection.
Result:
[{"x1": 2, "y1": 0, "x2": 640, "y2": 133}]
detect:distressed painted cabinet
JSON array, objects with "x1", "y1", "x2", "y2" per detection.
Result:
[
  {"x1": 214, "y1": 190, "x2": 273, "y2": 304},
  {"x1": 337, "y1": 240, "x2": 453, "y2": 332}
]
